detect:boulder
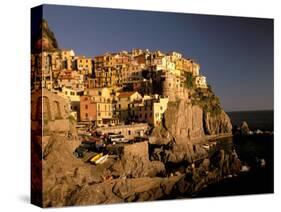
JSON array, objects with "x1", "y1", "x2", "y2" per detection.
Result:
[{"x1": 240, "y1": 121, "x2": 250, "y2": 135}]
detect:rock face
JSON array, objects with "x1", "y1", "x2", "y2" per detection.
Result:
[
  {"x1": 149, "y1": 98, "x2": 232, "y2": 164},
  {"x1": 162, "y1": 101, "x2": 205, "y2": 141},
  {"x1": 151, "y1": 98, "x2": 232, "y2": 145},
  {"x1": 44, "y1": 148, "x2": 241, "y2": 207},
  {"x1": 203, "y1": 111, "x2": 232, "y2": 135},
  {"x1": 151, "y1": 100, "x2": 205, "y2": 145},
  {"x1": 32, "y1": 19, "x2": 59, "y2": 53}
]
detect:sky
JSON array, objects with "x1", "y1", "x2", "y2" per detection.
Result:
[{"x1": 43, "y1": 4, "x2": 273, "y2": 112}]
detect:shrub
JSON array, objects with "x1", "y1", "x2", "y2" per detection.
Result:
[
  {"x1": 184, "y1": 72, "x2": 195, "y2": 89},
  {"x1": 191, "y1": 86, "x2": 222, "y2": 117}
]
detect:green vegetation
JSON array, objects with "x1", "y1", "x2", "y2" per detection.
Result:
[
  {"x1": 183, "y1": 72, "x2": 195, "y2": 89},
  {"x1": 191, "y1": 86, "x2": 222, "y2": 117}
]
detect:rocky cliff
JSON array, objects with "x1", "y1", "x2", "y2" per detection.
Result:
[
  {"x1": 149, "y1": 85, "x2": 232, "y2": 164},
  {"x1": 32, "y1": 19, "x2": 59, "y2": 53},
  {"x1": 203, "y1": 110, "x2": 232, "y2": 135}
]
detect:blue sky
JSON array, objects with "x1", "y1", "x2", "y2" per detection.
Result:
[{"x1": 43, "y1": 4, "x2": 273, "y2": 111}]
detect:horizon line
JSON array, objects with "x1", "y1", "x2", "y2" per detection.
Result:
[{"x1": 226, "y1": 109, "x2": 274, "y2": 113}]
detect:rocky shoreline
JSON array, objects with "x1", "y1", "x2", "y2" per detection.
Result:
[
  {"x1": 35, "y1": 132, "x2": 241, "y2": 207},
  {"x1": 30, "y1": 94, "x2": 244, "y2": 207}
]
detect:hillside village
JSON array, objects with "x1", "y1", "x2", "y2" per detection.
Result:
[
  {"x1": 31, "y1": 47, "x2": 209, "y2": 137},
  {"x1": 31, "y1": 20, "x2": 238, "y2": 207}
]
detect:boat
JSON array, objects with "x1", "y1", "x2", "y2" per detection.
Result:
[
  {"x1": 202, "y1": 144, "x2": 210, "y2": 150},
  {"x1": 89, "y1": 153, "x2": 103, "y2": 163},
  {"x1": 95, "y1": 154, "x2": 109, "y2": 164}
]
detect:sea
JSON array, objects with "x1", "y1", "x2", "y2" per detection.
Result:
[{"x1": 194, "y1": 110, "x2": 274, "y2": 197}]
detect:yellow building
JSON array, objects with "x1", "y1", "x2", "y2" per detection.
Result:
[
  {"x1": 57, "y1": 87, "x2": 84, "y2": 120},
  {"x1": 57, "y1": 70, "x2": 84, "y2": 90},
  {"x1": 129, "y1": 95, "x2": 169, "y2": 126},
  {"x1": 151, "y1": 56, "x2": 167, "y2": 71},
  {"x1": 61, "y1": 49, "x2": 75, "y2": 60},
  {"x1": 170, "y1": 51, "x2": 182, "y2": 61},
  {"x1": 131, "y1": 48, "x2": 144, "y2": 57},
  {"x1": 49, "y1": 51, "x2": 62, "y2": 71},
  {"x1": 115, "y1": 91, "x2": 142, "y2": 122},
  {"x1": 152, "y1": 97, "x2": 169, "y2": 126},
  {"x1": 76, "y1": 56, "x2": 93, "y2": 75},
  {"x1": 192, "y1": 62, "x2": 200, "y2": 76}
]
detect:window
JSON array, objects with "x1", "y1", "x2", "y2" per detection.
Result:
[
  {"x1": 85, "y1": 113, "x2": 88, "y2": 118},
  {"x1": 85, "y1": 105, "x2": 88, "y2": 109},
  {"x1": 160, "y1": 106, "x2": 163, "y2": 110},
  {"x1": 128, "y1": 130, "x2": 131, "y2": 135}
]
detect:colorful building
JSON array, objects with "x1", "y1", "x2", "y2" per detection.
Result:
[
  {"x1": 115, "y1": 91, "x2": 142, "y2": 122},
  {"x1": 80, "y1": 88, "x2": 116, "y2": 126},
  {"x1": 75, "y1": 56, "x2": 93, "y2": 75},
  {"x1": 129, "y1": 95, "x2": 169, "y2": 126}
]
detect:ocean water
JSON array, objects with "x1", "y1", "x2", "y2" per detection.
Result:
[
  {"x1": 195, "y1": 110, "x2": 274, "y2": 197},
  {"x1": 227, "y1": 110, "x2": 274, "y2": 131}
]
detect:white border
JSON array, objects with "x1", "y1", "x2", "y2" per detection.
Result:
[{"x1": 0, "y1": 0, "x2": 279, "y2": 211}]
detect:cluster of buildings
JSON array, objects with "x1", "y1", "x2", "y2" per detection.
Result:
[{"x1": 31, "y1": 48, "x2": 208, "y2": 128}]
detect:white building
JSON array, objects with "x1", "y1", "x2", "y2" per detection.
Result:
[{"x1": 195, "y1": 75, "x2": 207, "y2": 88}]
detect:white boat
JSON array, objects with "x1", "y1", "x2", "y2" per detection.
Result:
[
  {"x1": 202, "y1": 144, "x2": 210, "y2": 150},
  {"x1": 95, "y1": 154, "x2": 109, "y2": 164}
]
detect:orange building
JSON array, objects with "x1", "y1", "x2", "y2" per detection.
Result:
[{"x1": 80, "y1": 96, "x2": 97, "y2": 121}]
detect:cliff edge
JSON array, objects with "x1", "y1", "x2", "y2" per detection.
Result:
[{"x1": 149, "y1": 86, "x2": 232, "y2": 163}]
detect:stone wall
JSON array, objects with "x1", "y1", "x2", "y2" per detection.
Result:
[
  {"x1": 96, "y1": 123, "x2": 149, "y2": 139},
  {"x1": 31, "y1": 89, "x2": 71, "y2": 133},
  {"x1": 161, "y1": 72, "x2": 189, "y2": 102}
]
